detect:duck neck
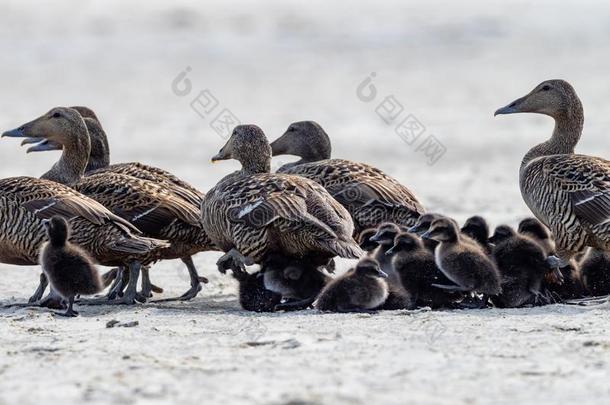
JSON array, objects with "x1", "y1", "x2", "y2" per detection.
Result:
[
  {"x1": 240, "y1": 156, "x2": 271, "y2": 175},
  {"x1": 522, "y1": 103, "x2": 583, "y2": 167},
  {"x1": 86, "y1": 127, "x2": 111, "y2": 172},
  {"x1": 41, "y1": 131, "x2": 91, "y2": 185}
]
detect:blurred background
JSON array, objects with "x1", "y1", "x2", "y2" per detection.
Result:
[{"x1": 1, "y1": 0, "x2": 609, "y2": 226}]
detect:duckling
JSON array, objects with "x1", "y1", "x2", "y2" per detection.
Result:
[
  {"x1": 518, "y1": 217, "x2": 584, "y2": 299},
  {"x1": 579, "y1": 248, "x2": 610, "y2": 297},
  {"x1": 461, "y1": 216, "x2": 493, "y2": 253},
  {"x1": 232, "y1": 270, "x2": 282, "y2": 313},
  {"x1": 262, "y1": 254, "x2": 331, "y2": 311},
  {"x1": 408, "y1": 213, "x2": 444, "y2": 252},
  {"x1": 388, "y1": 232, "x2": 462, "y2": 309},
  {"x1": 357, "y1": 228, "x2": 379, "y2": 253},
  {"x1": 39, "y1": 216, "x2": 103, "y2": 317},
  {"x1": 315, "y1": 258, "x2": 389, "y2": 312},
  {"x1": 488, "y1": 225, "x2": 551, "y2": 308},
  {"x1": 422, "y1": 218, "x2": 501, "y2": 307}
]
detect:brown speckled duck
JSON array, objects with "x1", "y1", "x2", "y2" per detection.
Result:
[
  {"x1": 495, "y1": 80, "x2": 610, "y2": 271},
  {"x1": 269, "y1": 121, "x2": 425, "y2": 234},
  {"x1": 202, "y1": 124, "x2": 363, "y2": 275},
  {"x1": 4, "y1": 107, "x2": 213, "y2": 304},
  {"x1": 21, "y1": 106, "x2": 212, "y2": 301}
]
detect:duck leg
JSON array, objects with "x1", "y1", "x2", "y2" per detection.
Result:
[
  {"x1": 152, "y1": 256, "x2": 208, "y2": 303},
  {"x1": 106, "y1": 267, "x2": 126, "y2": 299},
  {"x1": 216, "y1": 249, "x2": 254, "y2": 278},
  {"x1": 54, "y1": 296, "x2": 78, "y2": 317},
  {"x1": 138, "y1": 266, "x2": 166, "y2": 299},
  {"x1": 4, "y1": 286, "x2": 65, "y2": 309},
  {"x1": 80, "y1": 261, "x2": 146, "y2": 305},
  {"x1": 29, "y1": 273, "x2": 48, "y2": 303}
]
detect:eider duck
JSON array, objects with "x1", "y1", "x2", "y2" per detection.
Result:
[
  {"x1": 269, "y1": 121, "x2": 425, "y2": 234},
  {"x1": 495, "y1": 80, "x2": 610, "y2": 272},
  {"x1": 579, "y1": 248, "x2": 610, "y2": 297},
  {"x1": 40, "y1": 216, "x2": 103, "y2": 316},
  {"x1": 488, "y1": 225, "x2": 551, "y2": 308},
  {"x1": 388, "y1": 232, "x2": 462, "y2": 309},
  {"x1": 422, "y1": 218, "x2": 501, "y2": 306},
  {"x1": 0, "y1": 175, "x2": 168, "y2": 307},
  {"x1": 315, "y1": 257, "x2": 389, "y2": 312},
  {"x1": 517, "y1": 217, "x2": 584, "y2": 299},
  {"x1": 4, "y1": 107, "x2": 212, "y2": 304},
  {"x1": 21, "y1": 106, "x2": 211, "y2": 301},
  {"x1": 202, "y1": 124, "x2": 363, "y2": 276}
]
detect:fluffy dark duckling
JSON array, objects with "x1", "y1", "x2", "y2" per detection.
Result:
[
  {"x1": 262, "y1": 255, "x2": 331, "y2": 311},
  {"x1": 461, "y1": 216, "x2": 493, "y2": 253},
  {"x1": 579, "y1": 248, "x2": 610, "y2": 296},
  {"x1": 39, "y1": 216, "x2": 103, "y2": 317},
  {"x1": 422, "y1": 218, "x2": 501, "y2": 306},
  {"x1": 408, "y1": 212, "x2": 443, "y2": 252},
  {"x1": 232, "y1": 270, "x2": 282, "y2": 313},
  {"x1": 315, "y1": 258, "x2": 389, "y2": 312},
  {"x1": 518, "y1": 217, "x2": 584, "y2": 299},
  {"x1": 357, "y1": 228, "x2": 379, "y2": 253},
  {"x1": 488, "y1": 225, "x2": 551, "y2": 308},
  {"x1": 388, "y1": 232, "x2": 462, "y2": 309}
]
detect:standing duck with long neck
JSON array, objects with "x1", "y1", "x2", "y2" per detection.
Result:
[
  {"x1": 4, "y1": 107, "x2": 212, "y2": 304},
  {"x1": 202, "y1": 124, "x2": 363, "y2": 275},
  {"x1": 269, "y1": 121, "x2": 425, "y2": 234},
  {"x1": 495, "y1": 80, "x2": 610, "y2": 273},
  {"x1": 20, "y1": 106, "x2": 212, "y2": 301}
]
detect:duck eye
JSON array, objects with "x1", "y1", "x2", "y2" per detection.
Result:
[
  {"x1": 541, "y1": 85, "x2": 551, "y2": 91},
  {"x1": 288, "y1": 126, "x2": 296, "y2": 132},
  {"x1": 52, "y1": 112, "x2": 61, "y2": 118}
]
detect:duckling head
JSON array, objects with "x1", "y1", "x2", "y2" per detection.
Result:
[
  {"x1": 369, "y1": 222, "x2": 400, "y2": 248},
  {"x1": 3, "y1": 107, "x2": 89, "y2": 154},
  {"x1": 44, "y1": 215, "x2": 71, "y2": 247},
  {"x1": 518, "y1": 218, "x2": 552, "y2": 240},
  {"x1": 270, "y1": 121, "x2": 332, "y2": 161},
  {"x1": 212, "y1": 125, "x2": 272, "y2": 174},
  {"x1": 489, "y1": 225, "x2": 517, "y2": 245},
  {"x1": 354, "y1": 257, "x2": 388, "y2": 279},
  {"x1": 386, "y1": 232, "x2": 423, "y2": 256},
  {"x1": 461, "y1": 215, "x2": 489, "y2": 242},
  {"x1": 494, "y1": 79, "x2": 582, "y2": 119},
  {"x1": 422, "y1": 218, "x2": 459, "y2": 242},
  {"x1": 357, "y1": 228, "x2": 379, "y2": 252},
  {"x1": 408, "y1": 212, "x2": 443, "y2": 235}
]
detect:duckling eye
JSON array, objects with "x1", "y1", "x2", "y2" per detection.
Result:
[{"x1": 541, "y1": 85, "x2": 551, "y2": 91}]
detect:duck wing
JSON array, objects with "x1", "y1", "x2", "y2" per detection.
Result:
[
  {"x1": 0, "y1": 176, "x2": 139, "y2": 235},
  {"x1": 543, "y1": 155, "x2": 610, "y2": 228},
  {"x1": 73, "y1": 172, "x2": 202, "y2": 236}
]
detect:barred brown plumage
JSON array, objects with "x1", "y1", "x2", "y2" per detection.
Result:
[
  {"x1": 4, "y1": 107, "x2": 217, "y2": 304},
  {"x1": 0, "y1": 176, "x2": 169, "y2": 305},
  {"x1": 203, "y1": 124, "x2": 364, "y2": 276},
  {"x1": 270, "y1": 121, "x2": 425, "y2": 234},
  {"x1": 495, "y1": 79, "x2": 610, "y2": 268}
]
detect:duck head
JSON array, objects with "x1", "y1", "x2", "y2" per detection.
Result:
[
  {"x1": 494, "y1": 79, "x2": 581, "y2": 119},
  {"x1": 386, "y1": 232, "x2": 422, "y2": 256},
  {"x1": 43, "y1": 215, "x2": 71, "y2": 247},
  {"x1": 354, "y1": 257, "x2": 388, "y2": 279},
  {"x1": 421, "y1": 218, "x2": 459, "y2": 242},
  {"x1": 3, "y1": 107, "x2": 88, "y2": 153},
  {"x1": 488, "y1": 225, "x2": 516, "y2": 245},
  {"x1": 212, "y1": 125, "x2": 272, "y2": 174},
  {"x1": 270, "y1": 121, "x2": 332, "y2": 161}
]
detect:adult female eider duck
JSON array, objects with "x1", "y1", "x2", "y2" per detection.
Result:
[
  {"x1": 495, "y1": 80, "x2": 610, "y2": 273},
  {"x1": 269, "y1": 121, "x2": 425, "y2": 234},
  {"x1": 202, "y1": 124, "x2": 364, "y2": 275},
  {"x1": 20, "y1": 106, "x2": 213, "y2": 301},
  {"x1": 0, "y1": 175, "x2": 168, "y2": 307},
  {"x1": 4, "y1": 107, "x2": 213, "y2": 303}
]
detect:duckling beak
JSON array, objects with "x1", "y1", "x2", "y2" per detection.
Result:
[
  {"x1": 420, "y1": 231, "x2": 431, "y2": 239},
  {"x1": 377, "y1": 269, "x2": 388, "y2": 278},
  {"x1": 494, "y1": 96, "x2": 526, "y2": 116},
  {"x1": 385, "y1": 245, "x2": 397, "y2": 256}
]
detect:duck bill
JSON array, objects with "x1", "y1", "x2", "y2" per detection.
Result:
[
  {"x1": 420, "y1": 231, "x2": 433, "y2": 240},
  {"x1": 211, "y1": 146, "x2": 231, "y2": 162},
  {"x1": 2, "y1": 127, "x2": 27, "y2": 138},
  {"x1": 377, "y1": 269, "x2": 389, "y2": 278},
  {"x1": 494, "y1": 95, "x2": 527, "y2": 116},
  {"x1": 408, "y1": 224, "x2": 425, "y2": 234},
  {"x1": 385, "y1": 245, "x2": 397, "y2": 256},
  {"x1": 27, "y1": 139, "x2": 62, "y2": 153},
  {"x1": 269, "y1": 132, "x2": 291, "y2": 156}
]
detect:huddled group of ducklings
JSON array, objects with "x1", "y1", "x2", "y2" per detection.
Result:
[{"x1": 3, "y1": 78, "x2": 610, "y2": 316}]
